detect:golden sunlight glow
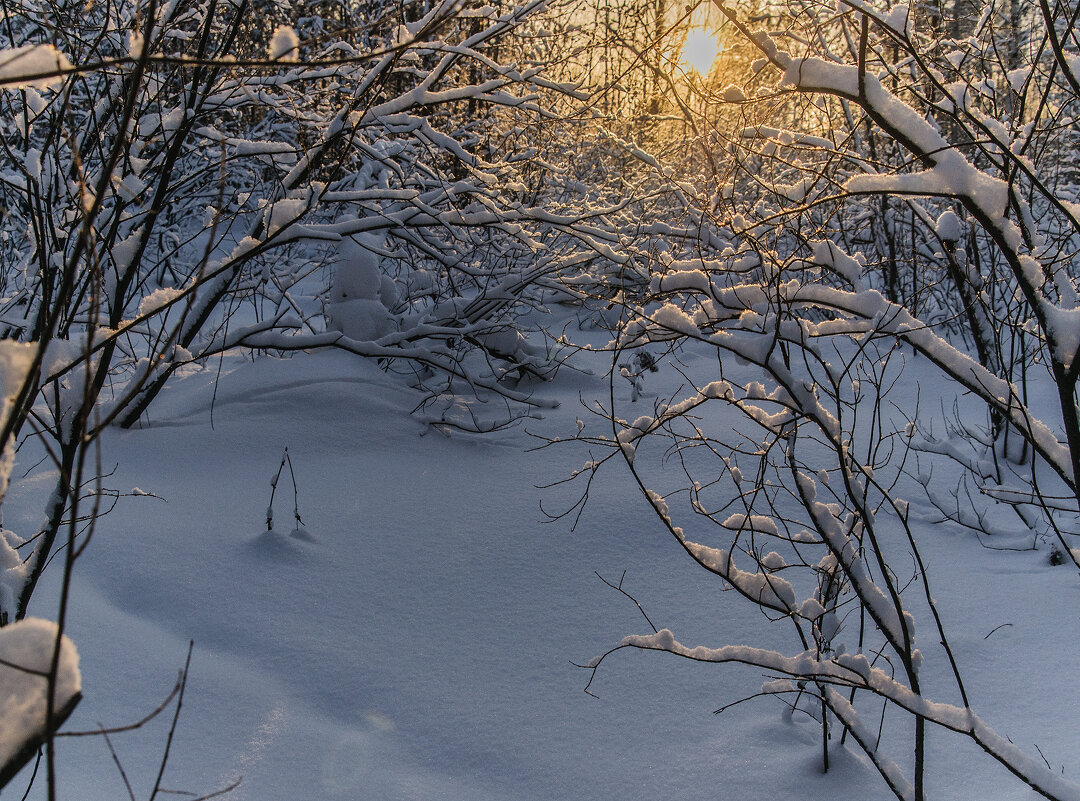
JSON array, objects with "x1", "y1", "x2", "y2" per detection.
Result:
[{"x1": 679, "y1": 29, "x2": 720, "y2": 76}]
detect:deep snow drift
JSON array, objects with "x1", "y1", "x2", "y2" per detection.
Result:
[{"x1": 8, "y1": 330, "x2": 1078, "y2": 801}]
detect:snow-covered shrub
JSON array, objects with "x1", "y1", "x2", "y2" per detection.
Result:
[
  {"x1": 580, "y1": 237, "x2": 1080, "y2": 801},
  {"x1": 0, "y1": 0, "x2": 625, "y2": 438},
  {"x1": 708, "y1": 0, "x2": 1080, "y2": 561},
  {"x1": 325, "y1": 235, "x2": 396, "y2": 341},
  {"x1": 569, "y1": 0, "x2": 1080, "y2": 799},
  {"x1": 0, "y1": 0, "x2": 625, "y2": 791}
]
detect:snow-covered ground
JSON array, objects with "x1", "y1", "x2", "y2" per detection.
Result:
[{"x1": 9, "y1": 320, "x2": 1079, "y2": 800}]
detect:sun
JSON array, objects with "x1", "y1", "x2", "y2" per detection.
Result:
[{"x1": 680, "y1": 28, "x2": 720, "y2": 76}]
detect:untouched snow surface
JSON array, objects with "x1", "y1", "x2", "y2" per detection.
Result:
[{"x1": 8, "y1": 334, "x2": 1080, "y2": 800}]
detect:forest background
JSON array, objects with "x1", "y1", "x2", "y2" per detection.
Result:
[{"x1": 0, "y1": 0, "x2": 1078, "y2": 798}]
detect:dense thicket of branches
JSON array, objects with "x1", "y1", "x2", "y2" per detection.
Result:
[
  {"x1": 0, "y1": 0, "x2": 616, "y2": 789},
  {"x1": 564, "y1": 1, "x2": 1080, "y2": 800},
  {"x1": 3, "y1": 0, "x2": 1080, "y2": 797}
]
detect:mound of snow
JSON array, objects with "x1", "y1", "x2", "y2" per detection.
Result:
[{"x1": 0, "y1": 618, "x2": 80, "y2": 785}]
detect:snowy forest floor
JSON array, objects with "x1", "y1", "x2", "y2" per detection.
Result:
[{"x1": 11, "y1": 312, "x2": 1080, "y2": 801}]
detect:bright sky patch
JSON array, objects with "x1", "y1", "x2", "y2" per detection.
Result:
[{"x1": 680, "y1": 29, "x2": 719, "y2": 76}]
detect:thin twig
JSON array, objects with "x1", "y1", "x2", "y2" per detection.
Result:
[
  {"x1": 58, "y1": 673, "x2": 183, "y2": 737},
  {"x1": 101, "y1": 730, "x2": 136, "y2": 801},
  {"x1": 596, "y1": 571, "x2": 658, "y2": 633},
  {"x1": 984, "y1": 622, "x2": 1014, "y2": 640},
  {"x1": 149, "y1": 641, "x2": 194, "y2": 801}
]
